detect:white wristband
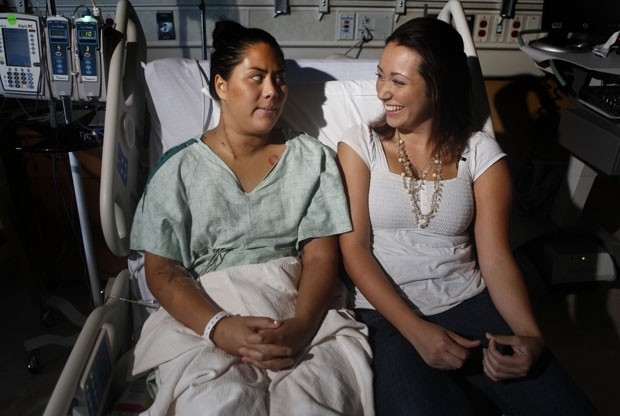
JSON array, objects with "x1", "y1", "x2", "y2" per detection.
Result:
[{"x1": 203, "y1": 311, "x2": 231, "y2": 341}]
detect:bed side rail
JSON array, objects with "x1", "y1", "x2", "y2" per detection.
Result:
[
  {"x1": 43, "y1": 271, "x2": 131, "y2": 416},
  {"x1": 100, "y1": 0, "x2": 148, "y2": 257},
  {"x1": 438, "y1": 0, "x2": 494, "y2": 135}
]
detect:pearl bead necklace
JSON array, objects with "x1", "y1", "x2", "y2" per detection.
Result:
[{"x1": 396, "y1": 132, "x2": 443, "y2": 229}]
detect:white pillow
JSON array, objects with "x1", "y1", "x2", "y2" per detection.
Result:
[
  {"x1": 283, "y1": 79, "x2": 382, "y2": 151},
  {"x1": 142, "y1": 58, "x2": 219, "y2": 169},
  {"x1": 284, "y1": 58, "x2": 377, "y2": 84},
  {"x1": 142, "y1": 58, "x2": 381, "y2": 164}
]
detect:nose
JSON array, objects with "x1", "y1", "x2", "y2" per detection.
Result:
[
  {"x1": 263, "y1": 76, "x2": 281, "y2": 99},
  {"x1": 376, "y1": 78, "x2": 390, "y2": 101}
]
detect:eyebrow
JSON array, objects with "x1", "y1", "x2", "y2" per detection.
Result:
[
  {"x1": 247, "y1": 66, "x2": 286, "y2": 75},
  {"x1": 376, "y1": 65, "x2": 408, "y2": 79}
]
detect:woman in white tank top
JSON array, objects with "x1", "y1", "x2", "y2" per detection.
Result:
[{"x1": 337, "y1": 17, "x2": 597, "y2": 416}]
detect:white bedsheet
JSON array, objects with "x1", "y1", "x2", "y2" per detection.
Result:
[{"x1": 132, "y1": 257, "x2": 374, "y2": 415}]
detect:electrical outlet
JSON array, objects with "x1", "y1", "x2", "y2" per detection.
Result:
[
  {"x1": 473, "y1": 14, "x2": 491, "y2": 43},
  {"x1": 506, "y1": 15, "x2": 524, "y2": 43}
]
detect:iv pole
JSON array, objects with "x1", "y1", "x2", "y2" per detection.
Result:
[{"x1": 199, "y1": 0, "x2": 207, "y2": 59}]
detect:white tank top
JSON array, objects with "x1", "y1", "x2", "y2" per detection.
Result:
[{"x1": 339, "y1": 125, "x2": 506, "y2": 315}]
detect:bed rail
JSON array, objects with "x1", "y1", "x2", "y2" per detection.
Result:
[
  {"x1": 99, "y1": 0, "x2": 148, "y2": 257},
  {"x1": 439, "y1": 0, "x2": 494, "y2": 135},
  {"x1": 43, "y1": 271, "x2": 131, "y2": 416}
]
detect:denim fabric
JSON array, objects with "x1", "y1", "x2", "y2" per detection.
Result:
[{"x1": 356, "y1": 291, "x2": 599, "y2": 416}]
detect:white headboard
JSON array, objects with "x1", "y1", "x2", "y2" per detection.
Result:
[{"x1": 100, "y1": 0, "x2": 493, "y2": 258}]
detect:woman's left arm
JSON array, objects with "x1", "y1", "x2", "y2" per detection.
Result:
[
  {"x1": 240, "y1": 235, "x2": 340, "y2": 369},
  {"x1": 473, "y1": 158, "x2": 545, "y2": 381}
]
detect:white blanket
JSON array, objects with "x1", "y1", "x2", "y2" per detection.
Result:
[{"x1": 132, "y1": 257, "x2": 374, "y2": 415}]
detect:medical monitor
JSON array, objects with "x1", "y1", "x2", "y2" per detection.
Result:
[
  {"x1": 3, "y1": 28, "x2": 31, "y2": 66},
  {"x1": 537, "y1": 0, "x2": 620, "y2": 51},
  {"x1": 0, "y1": 13, "x2": 44, "y2": 97}
]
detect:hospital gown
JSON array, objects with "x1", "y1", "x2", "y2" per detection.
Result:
[{"x1": 131, "y1": 131, "x2": 351, "y2": 274}]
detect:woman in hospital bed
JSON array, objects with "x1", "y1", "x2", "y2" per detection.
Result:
[{"x1": 129, "y1": 20, "x2": 373, "y2": 416}]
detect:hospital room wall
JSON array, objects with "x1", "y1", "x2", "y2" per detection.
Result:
[{"x1": 46, "y1": 0, "x2": 546, "y2": 77}]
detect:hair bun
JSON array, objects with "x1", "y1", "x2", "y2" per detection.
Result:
[{"x1": 212, "y1": 20, "x2": 245, "y2": 49}]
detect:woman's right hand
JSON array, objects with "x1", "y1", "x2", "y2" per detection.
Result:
[
  {"x1": 211, "y1": 315, "x2": 296, "y2": 370},
  {"x1": 405, "y1": 319, "x2": 481, "y2": 370}
]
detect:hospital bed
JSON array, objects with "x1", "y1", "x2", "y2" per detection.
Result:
[{"x1": 43, "y1": 1, "x2": 493, "y2": 414}]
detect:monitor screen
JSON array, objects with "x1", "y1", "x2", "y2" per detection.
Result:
[
  {"x1": 542, "y1": 0, "x2": 620, "y2": 41},
  {"x1": 2, "y1": 27, "x2": 31, "y2": 67},
  {"x1": 49, "y1": 28, "x2": 68, "y2": 40},
  {"x1": 77, "y1": 29, "x2": 98, "y2": 43}
]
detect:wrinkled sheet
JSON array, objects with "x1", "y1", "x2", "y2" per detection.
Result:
[{"x1": 132, "y1": 257, "x2": 374, "y2": 415}]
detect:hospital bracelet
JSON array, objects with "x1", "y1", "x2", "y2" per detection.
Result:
[{"x1": 203, "y1": 311, "x2": 232, "y2": 341}]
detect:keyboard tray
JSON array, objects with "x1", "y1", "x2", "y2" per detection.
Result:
[{"x1": 578, "y1": 85, "x2": 620, "y2": 120}]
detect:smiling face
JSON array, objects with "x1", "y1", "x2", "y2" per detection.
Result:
[
  {"x1": 215, "y1": 42, "x2": 288, "y2": 137},
  {"x1": 376, "y1": 42, "x2": 433, "y2": 135}
]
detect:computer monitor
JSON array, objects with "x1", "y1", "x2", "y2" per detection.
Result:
[{"x1": 537, "y1": 0, "x2": 620, "y2": 51}]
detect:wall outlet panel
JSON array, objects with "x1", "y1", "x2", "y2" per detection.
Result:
[
  {"x1": 473, "y1": 14, "x2": 491, "y2": 43},
  {"x1": 490, "y1": 14, "x2": 505, "y2": 43},
  {"x1": 506, "y1": 15, "x2": 524, "y2": 43},
  {"x1": 356, "y1": 12, "x2": 392, "y2": 41},
  {"x1": 472, "y1": 11, "x2": 541, "y2": 47},
  {"x1": 337, "y1": 12, "x2": 355, "y2": 40}
]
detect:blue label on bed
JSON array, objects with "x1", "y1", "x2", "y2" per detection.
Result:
[
  {"x1": 116, "y1": 142, "x2": 128, "y2": 187},
  {"x1": 85, "y1": 335, "x2": 112, "y2": 416},
  {"x1": 74, "y1": 328, "x2": 113, "y2": 416}
]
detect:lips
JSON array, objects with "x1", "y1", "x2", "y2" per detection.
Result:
[{"x1": 257, "y1": 106, "x2": 279, "y2": 114}]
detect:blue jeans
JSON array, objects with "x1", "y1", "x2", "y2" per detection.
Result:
[{"x1": 356, "y1": 291, "x2": 598, "y2": 416}]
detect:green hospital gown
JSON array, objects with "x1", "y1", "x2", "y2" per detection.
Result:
[{"x1": 130, "y1": 131, "x2": 352, "y2": 276}]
